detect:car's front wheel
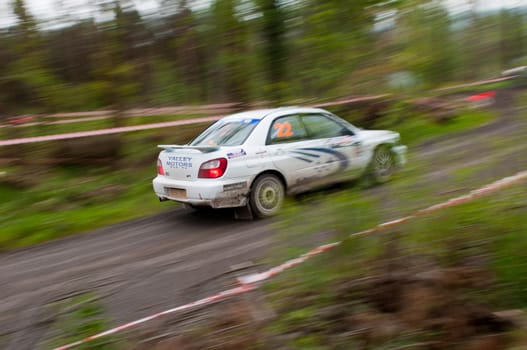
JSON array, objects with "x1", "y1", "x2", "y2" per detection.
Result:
[
  {"x1": 369, "y1": 145, "x2": 395, "y2": 184},
  {"x1": 250, "y1": 174, "x2": 285, "y2": 218}
]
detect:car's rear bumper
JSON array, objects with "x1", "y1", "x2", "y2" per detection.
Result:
[
  {"x1": 392, "y1": 145, "x2": 407, "y2": 166},
  {"x1": 152, "y1": 176, "x2": 250, "y2": 208}
]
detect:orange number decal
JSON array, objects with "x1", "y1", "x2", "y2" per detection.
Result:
[{"x1": 274, "y1": 122, "x2": 294, "y2": 137}]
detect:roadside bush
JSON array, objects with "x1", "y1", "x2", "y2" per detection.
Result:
[{"x1": 53, "y1": 135, "x2": 122, "y2": 166}]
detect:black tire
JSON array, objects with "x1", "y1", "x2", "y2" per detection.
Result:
[
  {"x1": 250, "y1": 174, "x2": 285, "y2": 218},
  {"x1": 368, "y1": 145, "x2": 395, "y2": 184}
]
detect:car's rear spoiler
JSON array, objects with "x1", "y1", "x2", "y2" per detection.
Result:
[{"x1": 158, "y1": 145, "x2": 220, "y2": 153}]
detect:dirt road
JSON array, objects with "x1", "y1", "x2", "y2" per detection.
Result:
[
  {"x1": 0, "y1": 210, "x2": 275, "y2": 349},
  {"x1": 1, "y1": 102, "x2": 526, "y2": 350}
]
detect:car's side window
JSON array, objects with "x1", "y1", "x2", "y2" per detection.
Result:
[
  {"x1": 302, "y1": 114, "x2": 353, "y2": 140},
  {"x1": 267, "y1": 115, "x2": 307, "y2": 144}
]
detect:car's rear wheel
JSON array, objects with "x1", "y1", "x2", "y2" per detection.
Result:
[
  {"x1": 369, "y1": 145, "x2": 395, "y2": 184},
  {"x1": 250, "y1": 174, "x2": 285, "y2": 218}
]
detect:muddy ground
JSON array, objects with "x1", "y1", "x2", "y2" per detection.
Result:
[{"x1": 1, "y1": 92, "x2": 527, "y2": 349}]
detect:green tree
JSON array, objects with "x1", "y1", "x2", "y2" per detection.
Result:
[
  {"x1": 498, "y1": 9, "x2": 525, "y2": 69},
  {"x1": 394, "y1": 0, "x2": 455, "y2": 86},
  {"x1": 209, "y1": 0, "x2": 251, "y2": 103},
  {"x1": 165, "y1": 0, "x2": 207, "y2": 102},
  {"x1": 286, "y1": 0, "x2": 381, "y2": 97},
  {"x1": 3, "y1": 0, "x2": 63, "y2": 113},
  {"x1": 258, "y1": 0, "x2": 287, "y2": 102},
  {"x1": 12, "y1": 0, "x2": 37, "y2": 35}
]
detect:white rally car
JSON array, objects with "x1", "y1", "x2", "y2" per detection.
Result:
[{"x1": 153, "y1": 107, "x2": 406, "y2": 218}]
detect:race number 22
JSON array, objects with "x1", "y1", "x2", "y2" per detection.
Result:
[{"x1": 274, "y1": 122, "x2": 294, "y2": 137}]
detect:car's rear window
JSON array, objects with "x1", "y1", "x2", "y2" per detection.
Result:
[{"x1": 190, "y1": 119, "x2": 259, "y2": 146}]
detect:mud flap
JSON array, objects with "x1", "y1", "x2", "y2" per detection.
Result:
[{"x1": 234, "y1": 203, "x2": 254, "y2": 220}]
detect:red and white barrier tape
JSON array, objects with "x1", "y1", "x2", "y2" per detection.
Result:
[
  {"x1": 2, "y1": 95, "x2": 389, "y2": 146},
  {"x1": 0, "y1": 116, "x2": 223, "y2": 147},
  {"x1": 53, "y1": 170, "x2": 527, "y2": 350},
  {"x1": 434, "y1": 76, "x2": 515, "y2": 92}
]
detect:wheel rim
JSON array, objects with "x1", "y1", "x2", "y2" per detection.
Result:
[
  {"x1": 254, "y1": 178, "x2": 283, "y2": 215},
  {"x1": 373, "y1": 148, "x2": 394, "y2": 180}
]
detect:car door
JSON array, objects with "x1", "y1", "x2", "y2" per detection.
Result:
[
  {"x1": 266, "y1": 114, "x2": 329, "y2": 194},
  {"x1": 300, "y1": 113, "x2": 363, "y2": 185}
]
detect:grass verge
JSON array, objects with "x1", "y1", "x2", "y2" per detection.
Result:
[{"x1": 44, "y1": 293, "x2": 116, "y2": 350}]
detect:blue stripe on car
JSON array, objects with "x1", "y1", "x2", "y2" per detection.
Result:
[
  {"x1": 292, "y1": 156, "x2": 313, "y2": 163},
  {"x1": 299, "y1": 147, "x2": 349, "y2": 171},
  {"x1": 290, "y1": 150, "x2": 321, "y2": 158}
]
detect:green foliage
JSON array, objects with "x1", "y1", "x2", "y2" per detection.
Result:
[
  {"x1": 395, "y1": 1, "x2": 455, "y2": 87},
  {"x1": 1, "y1": 0, "x2": 525, "y2": 114},
  {"x1": 399, "y1": 186, "x2": 527, "y2": 307},
  {"x1": 149, "y1": 59, "x2": 186, "y2": 105},
  {"x1": 373, "y1": 107, "x2": 495, "y2": 146},
  {"x1": 292, "y1": 334, "x2": 327, "y2": 349},
  {"x1": 258, "y1": 0, "x2": 287, "y2": 102},
  {"x1": 45, "y1": 293, "x2": 117, "y2": 350}
]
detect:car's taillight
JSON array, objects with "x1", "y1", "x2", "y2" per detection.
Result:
[
  {"x1": 198, "y1": 158, "x2": 228, "y2": 178},
  {"x1": 157, "y1": 158, "x2": 165, "y2": 175}
]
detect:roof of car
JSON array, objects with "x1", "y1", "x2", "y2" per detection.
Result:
[{"x1": 221, "y1": 107, "x2": 328, "y2": 121}]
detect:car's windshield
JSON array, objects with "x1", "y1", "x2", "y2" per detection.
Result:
[{"x1": 190, "y1": 119, "x2": 259, "y2": 146}]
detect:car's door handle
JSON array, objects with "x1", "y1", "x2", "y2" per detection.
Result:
[{"x1": 351, "y1": 141, "x2": 362, "y2": 146}]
